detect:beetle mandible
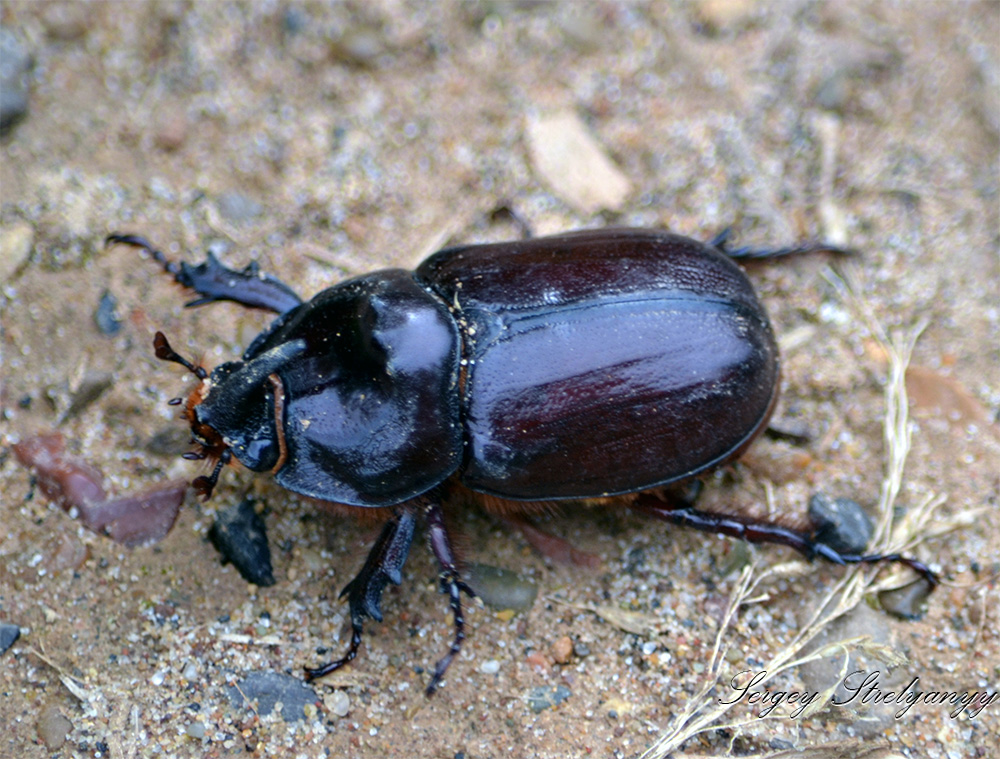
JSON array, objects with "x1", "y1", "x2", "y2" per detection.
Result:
[{"x1": 107, "y1": 228, "x2": 936, "y2": 694}]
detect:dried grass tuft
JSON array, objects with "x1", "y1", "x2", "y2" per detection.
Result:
[{"x1": 639, "y1": 268, "x2": 949, "y2": 758}]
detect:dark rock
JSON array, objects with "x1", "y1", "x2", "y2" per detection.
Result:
[
  {"x1": 226, "y1": 672, "x2": 317, "y2": 720},
  {"x1": 0, "y1": 622, "x2": 21, "y2": 654},
  {"x1": 808, "y1": 493, "x2": 875, "y2": 554},
  {"x1": 209, "y1": 498, "x2": 275, "y2": 586}
]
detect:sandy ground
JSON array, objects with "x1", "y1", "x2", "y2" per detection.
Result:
[{"x1": 1, "y1": 2, "x2": 998, "y2": 758}]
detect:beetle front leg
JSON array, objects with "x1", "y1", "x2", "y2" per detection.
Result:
[
  {"x1": 631, "y1": 492, "x2": 937, "y2": 587},
  {"x1": 106, "y1": 234, "x2": 304, "y2": 314},
  {"x1": 424, "y1": 501, "x2": 476, "y2": 695},
  {"x1": 304, "y1": 507, "x2": 417, "y2": 682}
]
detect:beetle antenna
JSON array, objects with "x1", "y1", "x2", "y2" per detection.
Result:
[
  {"x1": 153, "y1": 331, "x2": 208, "y2": 380},
  {"x1": 192, "y1": 449, "x2": 230, "y2": 500}
]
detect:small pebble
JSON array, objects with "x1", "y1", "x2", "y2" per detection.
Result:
[
  {"x1": 693, "y1": 0, "x2": 758, "y2": 33},
  {"x1": 155, "y1": 113, "x2": 188, "y2": 151},
  {"x1": 46, "y1": 531, "x2": 89, "y2": 572},
  {"x1": 526, "y1": 110, "x2": 632, "y2": 214},
  {"x1": 37, "y1": 705, "x2": 72, "y2": 750},
  {"x1": 480, "y1": 659, "x2": 501, "y2": 674},
  {"x1": 145, "y1": 426, "x2": 192, "y2": 456},
  {"x1": 94, "y1": 290, "x2": 122, "y2": 335},
  {"x1": 283, "y1": 7, "x2": 307, "y2": 34},
  {"x1": 525, "y1": 651, "x2": 549, "y2": 671},
  {"x1": 463, "y1": 562, "x2": 537, "y2": 611},
  {"x1": 328, "y1": 25, "x2": 386, "y2": 66},
  {"x1": 0, "y1": 220, "x2": 34, "y2": 282},
  {"x1": 526, "y1": 685, "x2": 571, "y2": 713},
  {"x1": 0, "y1": 29, "x2": 31, "y2": 133},
  {"x1": 572, "y1": 641, "x2": 590, "y2": 658},
  {"x1": 216, "y1": 191, "x2": 262, "y2": 224},
  {"x1": 60, "y1": 371, "x2": 114, "y2": 422},
  {"x1": 879, "y1": 577, "x2": 935, "y2": 620},
  {"x1": 185, "y1": 721, "x2": 206, "y2": 739},
  {"x1": 40, "y1": 2, "x2": 88, "y2": 40},
  {"x1": 808, "y1": 493, "x2": 874, "y2": 554},
  {"x1": 551, "y1": 635, "x2": 573, "y2": 664},
  {"x1": 557, "y1": 6, "x2": 605, "y2": 52},
  {"x1": 326, "y1": 690, "x2": 350, "y2": 718}
]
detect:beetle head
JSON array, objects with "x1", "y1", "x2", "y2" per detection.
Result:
[{"x1": 153, "y1": 331, "x2": 305, "y2": 499}]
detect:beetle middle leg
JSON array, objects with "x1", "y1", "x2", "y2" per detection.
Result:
[
  {"x1": 424, "y1": 500, "x2": 476, "y2": 695},
  {"x1": 631, "y1": 491, "x2": 938, "y2": 587}
]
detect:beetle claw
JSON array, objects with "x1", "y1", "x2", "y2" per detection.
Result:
[
  {"x1": 308, "y1": 509, "x2": 417, "y2": 682},
  {"x1": 303, "y1": 627, "x2": 362, "y2": 682}
]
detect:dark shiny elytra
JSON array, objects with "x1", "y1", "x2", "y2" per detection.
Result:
[
  {"x1": 416, "y1": 229, "x2": 778, "y2": 499},
  {"x1": 107, "y1": 228, "x2": 936, "y2": 696}
]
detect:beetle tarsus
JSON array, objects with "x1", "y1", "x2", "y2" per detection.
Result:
[
  {"x1": 106, "y1": 233, "x2": 181, "y2": 276},
  {"x1": 306, "y1": 500, "x2": 476, "y2": 695},
  {"x1": 303, "y1": 627, "x2": 362, "y2": 682},
  {"x1": 632, "y1": 493, "x2": 938, "y2": 586},
  {"x1": 810, "y1": 543, "x2": 938, "y2": 588},
  {"x1": 339, "y1": 509, "x2": 417, "y2": 623},
  {"x1": 426, "y1": 569, "x2": 475, "y2": 696}
]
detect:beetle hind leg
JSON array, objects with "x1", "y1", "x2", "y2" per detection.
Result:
[
  {"x1": 425, "y1": 501, "x2": 476, "y2": 695},
  {"x1": 631, "y1": 492, "x2": 937, "y2": 587},
  {"x1": 304, "y1": 508, "x2": 417, "y2": 682}
]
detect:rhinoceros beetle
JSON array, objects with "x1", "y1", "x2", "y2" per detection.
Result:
[{"x1": 106, "y1": 228, "x2": 936, "y2": 694}]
